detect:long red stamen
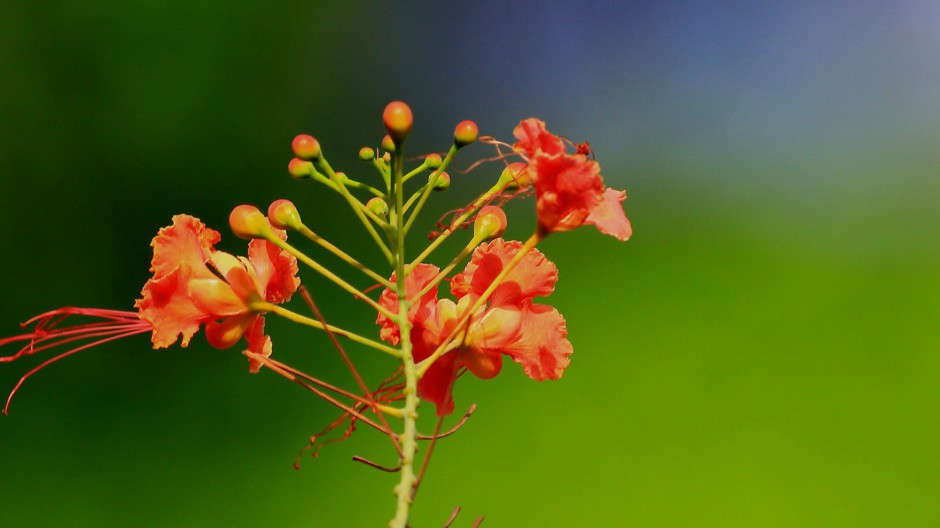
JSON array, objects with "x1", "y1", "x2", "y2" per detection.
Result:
[{"x1": 1, "y1": 308, "x2": 151, "y2": 414}]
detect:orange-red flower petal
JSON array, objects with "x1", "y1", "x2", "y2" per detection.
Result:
[
  {"x1": 531, "y1": 153, "x2": 605, "y2": 235},
  {"x1": 450, "y1": 239, "x2": 557, "y2": 306},
  {"x1": 498, "y1": 303, "x2": 572, "y2": 381},
  {"x1": 512, "y1": 118, "x2": 566, "y2": 158},
  {"x1": 585, "y1": 188, "x2": 632, "y2": 241},
  {"x1": 247, "y1": 231, "x2": 300, "y2": 304},
  {"x1": 376, "y1": 263, "x2": 440, "y2": 346}
]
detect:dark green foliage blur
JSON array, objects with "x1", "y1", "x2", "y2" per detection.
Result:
[{"x1": 1, "y1": 2, "x2": 938, "y2": 526}]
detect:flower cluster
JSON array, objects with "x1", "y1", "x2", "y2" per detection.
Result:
[
  {"x1": 2, "y1": 102, "x2": 631, "y2": 528},
  {"x1": 136, "y1": 214, "x2": 300, "y2": 372},
  {"x1": 512, "y1": 118, "x2": 632, "y2": 240},
  {"x1": 376, "y1": 239, "x2": 571, "y2": 416}
]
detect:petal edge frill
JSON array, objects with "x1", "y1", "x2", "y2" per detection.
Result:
[
  {"x1": 451, "y1": 239, "x2": 557, "y2": 306},
  {"x1": 247, "y1": 232, "x2": 300, "y2": 304},
  {"x1": 137, "y1": 264, "x2": 212, "y2": 348},
  {"x1": 499, "y1": 303, "x2": 572, "y2": 381}
]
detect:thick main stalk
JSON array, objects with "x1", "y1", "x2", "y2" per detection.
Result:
[{"x1": 389, "y1": 146, "x2": 420, "y2": 528}]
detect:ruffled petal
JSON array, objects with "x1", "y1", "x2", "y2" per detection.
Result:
[
  {"x1": 585, "y1": 188, "x2": 632, "y2": 241},
  {"x1": 497, "y1": 303, "x2": 572, "y2": 381},
  {"x1": 512, "y1": 118, "x2": 566, "y2": 158},
  {"x1": 247, "y1": 229, "x2": 300, "y2": 304},
  {"x1": 532, "y1": 153, "x2": 605, "y2": 235},
  {"x1": 148, "y1": 215, "x2": 220, "y2": 280},
  {"x1": 136, "y1": 264, "x2": 213, "y2": 348},
  {"x1": 451, "y1": 239, "x2": 557, "y2": 306},
  {"x1": 376, "y1": 263, "x2": 440, "y2": 345}
]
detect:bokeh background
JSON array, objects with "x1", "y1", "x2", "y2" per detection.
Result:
[{"x1": 2, "y1": 2, "x2": 938, "y2": 526}]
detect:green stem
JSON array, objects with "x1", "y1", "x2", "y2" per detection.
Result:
[
  {"x1": 296, "y1": 225, "x2": 393, "y2": 288},
  {"x1": 409, "y1": 233, "x2": 486, "y2": 303},
  {"x1": 316, "y1": 157, "x2": 395, "y2": 264},
  {"x1": 257, "y1": 303, "x2": 401, "y2": 358},
  {"x1": 402, "y1": 145, "x2": 458, "y2": 235},
  {"x1": 406, "y1": 179, "x2": 507, "y2": 272},
  {"x1": 263, "y1": 236, "x2": 398, "y2": 320},
  {"x1": 389, "y1": 142, "x2": 420, "y2": 528}
]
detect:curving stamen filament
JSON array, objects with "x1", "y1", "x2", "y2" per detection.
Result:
[{"x1": 1, "y1": 308, "x2": 151, "y2": 414}]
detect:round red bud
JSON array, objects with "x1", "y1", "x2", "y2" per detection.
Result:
[
  {"x1": 268, "y1": 199, "x2": 302, "y2": 230},
  {"x1": 292, "y1": 134, "x2": 321, "y2": 161},
  {"x1": 230, "y1": 205, "x2": 272, "y2": 240},
  {"x1": 383, "y1": 101, "x2": 413, "y2": 142},
  {"x1": 454, "y1": 120, "x2": 479, "y2": 147},
  {"x1": 425, "y1": 153, "x2": 442, "y2": 170}
]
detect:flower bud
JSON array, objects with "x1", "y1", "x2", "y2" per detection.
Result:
[
  {"x1": 497, "y1": 162, "x2": 531, "y2": 189},
  {"x1": 425, "y1": 153, "x2": 442, "y2": 170},
  {"x1": 367, "y1": 197, "x2": 389, "y2": 217},
  {"x1": 288, "y1": 158, "x2": 313, "y2": 180},
  {"x1": 381, "y1": 134, "x2": 396, "y2": 154},
  {"x1": 358, "y1": 147, "x2": 374, "y2": 161},
  {"x1": 430, "y1": 171, "x2": 450, "y2": 191},
  {"x1": 454, "y1": 120, "x2": 478, "y2": 148},
  {"x1": 292, "y1": 134, "x2": 321, "y2": 161},
  {"x1": 383, "y1": 101, "x2": 413, "y2": 142},
  {"x1": 474, "y1": 206, "x2": 507, "y2": 239},
  {"x1": 268, "y1": 199, "x2": 302, "y2": 230},
  {"x1": 230, "y1": 205, "x2": 272, "y2": 240}
]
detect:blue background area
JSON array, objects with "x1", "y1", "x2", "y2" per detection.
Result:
[{"x1": 1, "y1": 2, "x2": 938, "y2": 526}]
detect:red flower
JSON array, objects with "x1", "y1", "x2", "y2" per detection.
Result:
[
  {"x1": 512, "y1": 118, "x2": 632, "y2": 241},
  {"x1": 135, "y1": 214, "x2": 299, "y2": 372},
  {"x1": 377, "y1": 239, "x2": 572, "y2": 416},
  {"x1": 2, "y1": 215, "x2": 300, "y2": 412}
]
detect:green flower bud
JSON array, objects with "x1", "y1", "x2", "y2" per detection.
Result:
[
  {"x1": 268, "y1": 199, "x2": 302, "y2": 230},
  {"x1": 430, "y1": 171, "x2": 450, "y2": 191},
  {"x1": 367, "y1": 197, "x2": 389, "y2": 217}
]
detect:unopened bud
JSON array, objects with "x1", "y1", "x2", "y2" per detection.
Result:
[
  {"x1": 454, "y1": 120, "x2": 478, "y2": 148},
  {"x1": 367, "y1": 197, "x2": 389, "y2": 217},
  {"x1": 497, "y1": 162, "x2": 531, "y2": 189},
  {"x1": 383, "y1": 101, "x2": 413, "y2": 142},
  {"x1": 358, "y1": 147, "x2": 374, "y2": 161},
  {"x1": 292, "y1": 134, "x2": 321, "y2": 161},
  {"x1": 288, "y1": 158, "x2": 313, "y2": 180},
  {"x1": 430, "y1": 171, "x2": 450, "y2": 191},
  {"x1": 425, "y1": 153, "x2": 442, "y2": 170},
  {"x1": 474, "y1": 206, "x2": 507, "y2": 239},
  {"x1": 230, "y1": 205, "x2": 272, "y2": 240},
  {"x1": 268, "y1": 199, "x2": 302, "y2": 230},
  {"x1": 381, "y1": 134, "x2": 396, "y2": 154}
]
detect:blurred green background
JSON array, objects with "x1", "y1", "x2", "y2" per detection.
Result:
[{"x1": 2, "y1": 2, "x2": 938, "y2": 526}]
